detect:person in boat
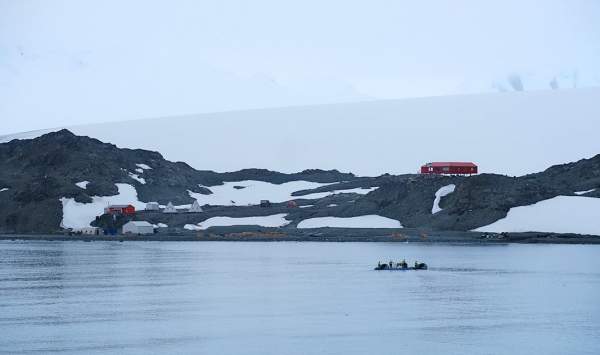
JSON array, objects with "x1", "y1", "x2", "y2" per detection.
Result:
[
  {"x1": 389, "y1": 260, "x2": 393, "y2": 269},
  {"x1": 378, "y1": 261, "x2": 382, "y2": 268},
  {"x1": 401, "y1": 259, "x2": 408, "y2": 269},
  {"x1": 414, "y1": 261, "x2": 419, "y2": 268}
]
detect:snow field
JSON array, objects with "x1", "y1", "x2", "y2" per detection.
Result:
[{"x1": 475, "y1": 196, "x2": 600, "y2": 235}]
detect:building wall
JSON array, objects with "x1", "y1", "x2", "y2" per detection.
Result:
[{"x1": 122, "y1": 224, "x2": 154, "y2": 235}]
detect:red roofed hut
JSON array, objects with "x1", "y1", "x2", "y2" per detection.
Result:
[
  {"x1": 104, "y1": 204, "x2": 136, "y2": 216},
  {"x1": 420, "y1": 162, "x2": 478, "y2": 175}
]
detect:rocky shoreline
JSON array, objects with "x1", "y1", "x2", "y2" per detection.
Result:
[{"x1": 2, "y1": 227, "x2": 599, "y2": 244}]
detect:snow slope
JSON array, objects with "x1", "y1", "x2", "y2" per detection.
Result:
[
  {"x1": 3, "y1": 89, "x2": 600, "y2": 176},
  {"x1": 60, "y1": 183, "x2": 146, "y2": 229},
  {"x1": 474, "y1": 196, "x2": 600, "y2": 235},
  {"x1": 297, "y1": 215, "x2": 402, "y2": 229},
  {"x1": 432, "y1": 184, "x2": 456, "y2": 214}
]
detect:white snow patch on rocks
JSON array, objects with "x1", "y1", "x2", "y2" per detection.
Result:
[
  {"x1": 474, "y1": 196, "x2": 600, "y2": 235},
  {"x1": 0, "y1": 188, "x2": 9, "y2": 192},
  {"x1": 184, "y1": 224, "x2": 203, "y2": 231},
  {"x1": 136, "y1": 163, "x2": 152, "y2": 170},
  {"x1": 432, "y1": 184, "x2": 456, "y2": 214},
  {"x1": 574, "y1": 188, "x2": 596, "y2": 195},
  {"x1": 298, "y1": 187, "x2": 378, "y2": 200},
  {"x1": 60, "y1": 183, "x2": 145, "y2": 229},
  {"x1": 196, "y1": 214, "x2": 290, "y2": 229},
  {"x1": 297, "y1": 215, "x2": 402, "y2": 229},
  {"x1": 128, "y1": 172, "x2": 146, "y2": 184},
  {"x1": 188, "y1": 180, "x2": 334, "y2": 206},
  {"x1": 75, "y1": 181, "x2": 89, "y2": 189}
]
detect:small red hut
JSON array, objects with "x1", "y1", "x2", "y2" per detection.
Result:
[
  {"x1": 104, "y1": 204, "x2": 136, "y2": 216},
  {"x1": 420, "y1": 162, "x2": 477, "y2": 175}
]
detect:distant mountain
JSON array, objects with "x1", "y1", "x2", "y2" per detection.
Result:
[{"x1": 3, "y1": 89, "x2": 600, "y2": 177}]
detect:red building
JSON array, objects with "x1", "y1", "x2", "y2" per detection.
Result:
[
  {"x1": 420, "y1": 162, "x2": 478, "y2": 175},
  {"x1": 104, "y1": 204, "x2": 136, "y2": 215}
]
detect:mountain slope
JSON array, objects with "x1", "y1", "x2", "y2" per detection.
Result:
[{"x1": 0, "y1": 130, "x2": 357, "y2": 233}]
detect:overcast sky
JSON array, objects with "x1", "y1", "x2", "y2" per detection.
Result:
[{"x1": 1, "y1": 0, "x2": 599, "y2": 134}]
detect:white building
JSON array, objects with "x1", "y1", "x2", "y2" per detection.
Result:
[
  {"x1": 163, "y1": 202, "x2": 177, "y2": 213},
  {"x1": 146, "y1": 202, "x2": 160, "y2": 211},
  {"x1": 122, "y1": 221, "x2": 155, "y2": 235},
  {"x1": 188, "y1": 200, "x2": 203, "y2": 213}
]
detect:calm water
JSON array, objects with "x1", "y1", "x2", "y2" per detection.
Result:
[{"x1": 1, "y1": 241, "x2": 599, "y2": 355}]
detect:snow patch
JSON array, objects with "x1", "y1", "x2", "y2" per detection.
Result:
[
  {"x1": 474, "y1": 196, "x2": 600, "y2": 235},
  {"x1": 299, "y1": 205, "x2": 314, "y2": 208},
  {"x1": 136, "y1": 163, "x2": 152, "y2": 170},
  {"x1": 135, "y1": 168, "x2": 144, "y2": 174},
  {"x1": 327, "y1": 204, "x2": 338, "y2": 207},
  {"x1": 0, "y1": 188, "x2": 9, "y2": 192},
  {"x1": 188, "y1": 180, "x2": 334, "y2": 206},
  {"x1": 128, "y1": 172, "x2": 146, "y2": 184},
  {"x1": 574, "y1": 188, "x2": 596, "y2": 195},
  {"x1": 184, "y1": 224, "x2": 202, "y2": 231},
  {"x1": 60, "y1": 183, "x2": 146, "y2": 229},
  {"x1": 298, "y1": 187, "x2": 378, "y2": 200},
  {"x1": 297, "y1": 215, "x2": 402, "y2": 229},
  {"x1": 75, "y1": 181, "x2": 89, "y2": 189},
  {"x1": 432, "y1": 184, "x2": 456, "y2": 214},
  {"x1": 157, "y1": 223, "x2": 168, "y2": 228},
  {"x1": 197, "y1": 214, "x2": 290, "y2": 229}
]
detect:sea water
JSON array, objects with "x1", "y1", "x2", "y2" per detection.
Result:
[{"x1": 1, "y1": 241, "x2": 599, "y2": 354}]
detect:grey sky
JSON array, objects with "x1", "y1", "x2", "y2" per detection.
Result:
[{"x1": 1, "y1": 0, "x2": 599, "y2": 134}]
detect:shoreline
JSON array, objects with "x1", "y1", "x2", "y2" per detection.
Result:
[{"x1": 2, "y1": 227, "x2": 600, "y2": 244}]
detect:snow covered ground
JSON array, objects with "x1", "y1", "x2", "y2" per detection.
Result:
[
  {"x1": 195, "y1": 214, "x2": 290, "y2": 229},
  {"x1": 432, "y1": 184, "x2": 456, "y2": 214},
  {"x1": 60, "y1": 183, "x2": 146, "y2": 229},
  {"x1": 188, "y1": 180, "x2": 338, "y2": 206},
  {"x1": 2, "y1": 89, "x2": 599, "y2": 176},
  {"x1": 475, "y1": 196, "x2": 600, "y2": 235},
  {"x1": 297, "y1": 215, "x2": 402, "y2": 229}
]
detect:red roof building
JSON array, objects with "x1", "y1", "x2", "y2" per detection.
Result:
[
  {"x1": 420, "y1": 162, "x2": 478, "y2": 175},
  {"x1": 104, "y1": 204, "x2": 136, "y2": 216}
]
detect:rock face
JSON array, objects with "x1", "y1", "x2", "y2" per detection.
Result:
[{"x1": 0, "y1": 129, "x2": 599, "y2": 233}]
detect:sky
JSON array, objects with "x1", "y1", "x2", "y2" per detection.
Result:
[{"x1": 1, "y1": 0, "x2": 600, "y2": 134}]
